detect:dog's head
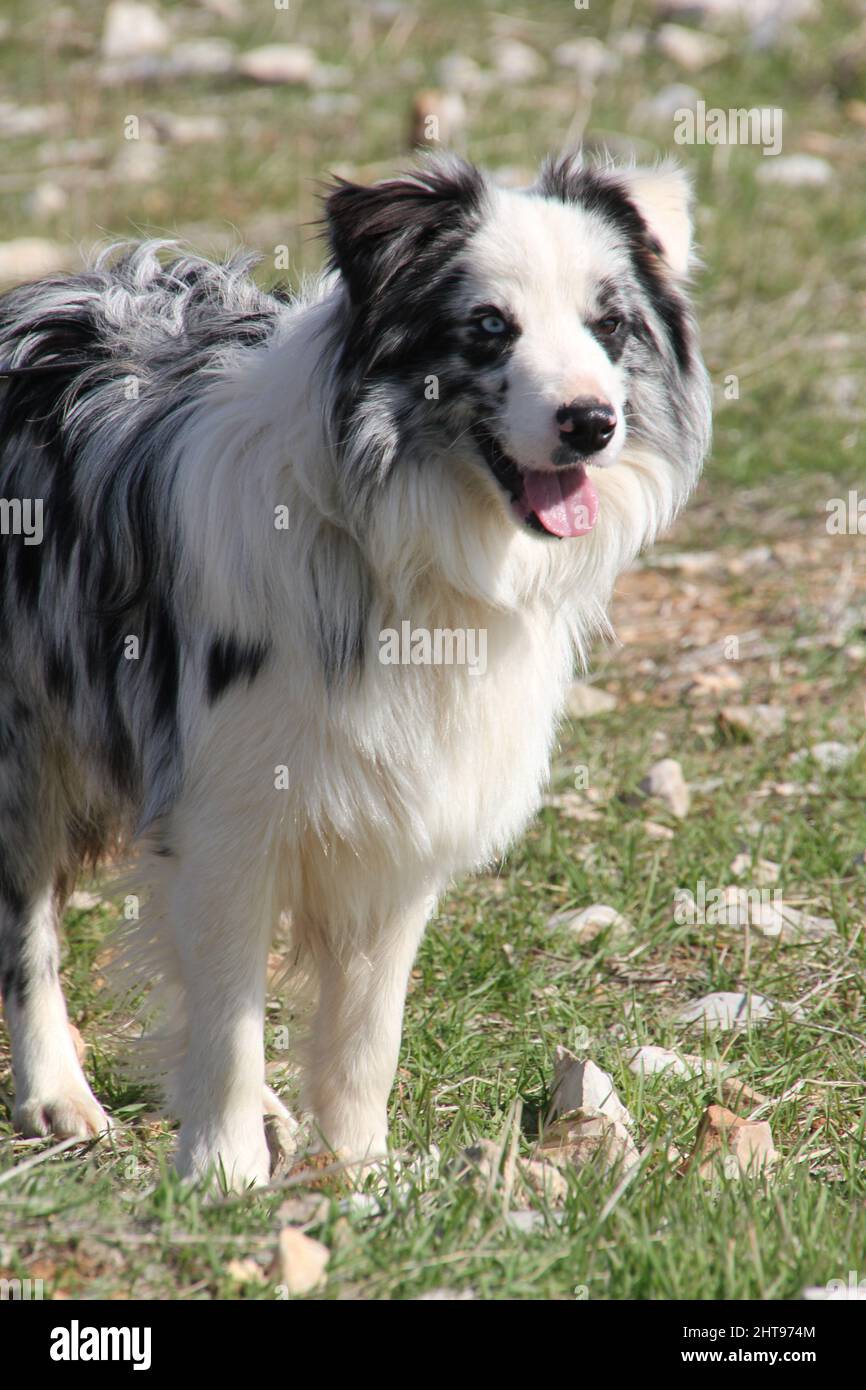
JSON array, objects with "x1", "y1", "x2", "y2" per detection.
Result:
[{"x1": 322, "y1": 154, "x2": 711, "y2": 594}]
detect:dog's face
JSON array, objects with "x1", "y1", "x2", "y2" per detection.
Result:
[{"x1": 325, "y1": 155, "x2": 710, "y2": 551}]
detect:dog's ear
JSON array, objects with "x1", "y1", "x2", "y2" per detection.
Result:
[
  {"x1": 612, "y1": 164, "x2": 694, "y2": 279},
  {"x1": 538, "y1": 155, "x2": 694, "y2": 280},
  {"x1": 324, "y1": 158, "x2": 486, "y2": 305}
]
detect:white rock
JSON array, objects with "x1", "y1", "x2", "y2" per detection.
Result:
[
  {"x1": 145, "y1": 113, "x2": 226, "y2": 144},
  {"x1": 729, "y1": 853, "x2": 780, "y2": 885},
  {"x1": 505, "y1": 1210, "x2": 547, "y2": 1234},
  {"x1": 547, "y1": 1048, "x2": 634, "y2": 1129},
  {"x1": 26, "y1": 183, "x2": 70, "y2": 219},
  {"x1": 553, "y1": 38, "x2": 619, "y2": 80},
  {"x1": 437, "y1": 52, "x2": 490, "y2": 94},
  {"x1": 238, "y1": 44, "x2": 317, "y2": 85},
  {"x1": 489, "y1": 38, "x2": 544, "y2": 82},
  {"x1": 651, "y1": 549, "x2": 721, "y2": 573},
  {"x1": 111, "y1": 138, "x2": 165, "y2": 182},
  {"x1": 101, "y1": 1, "x2": 170, "y2": 62},
  {"x1": 168, "y1": 38, "x2": 236, "y2": 78},
  {"x1": 641, "y1": 758, "x2": 690, "y2": 818},
  {"x1": 0, "y1": 238, "x2": 73, "y2": 284},
  {"x1": 675, "y1": 991, "x2": 776, "y2": 1030},
  {"x1": 751, "y1": 903, "x2": 837, "y2": 943},
  {"x1": 546, "y1": 903, "x2": 630, "y2": 944},
  {"x1": 719, "y1": 704, "x2": 787, "y2": 740},
  {"x1": 628, "y1": 1045, "x2": 708, "y2": 1078},
  {"x1": 539, "y1": 1111, "x2": 640, "y2": 1175},
  {"x1": 565, "y1": 682, "x2": 617, "y2": 717},
  {"x1": 656, "y1": 23, "x2": 727, "y2": 71},
  {"x1": 809, "y1": 741, "x2": 856, "y2": 771},
  {"x1": 644, "y1": 820, "x2": 675, "y2": 840},
  {"x1": 276, "y1": 1227, "x2": 329, "y2": 1294},
  {"x1": 757, "y1": 154, "x2": 833, "y2": 187},
  {"x1": 0, "y1": 102, "x2": 64, "y2": 137},
  {"x1": 726, "y1": 545, "x2": 772, "y2": 574}
]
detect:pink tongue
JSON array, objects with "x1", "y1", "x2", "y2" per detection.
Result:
[{"x1": 520, "y1": 466, "x2": 599, "y2": 538}]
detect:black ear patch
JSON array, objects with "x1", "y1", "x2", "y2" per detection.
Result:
[
  {"x1": 324, "y1": 158, "x2": 487, "y2": 305},
  {"x1": 537, "y1": 156, "x2": 665, "y2": 261},
  {"x1": 537, "y1": 156, "x2": 691, "y2": 373}
]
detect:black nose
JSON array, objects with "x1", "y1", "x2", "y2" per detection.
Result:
[{"x1": 556, "y1": 398, "x2": 617, "y2": 456}]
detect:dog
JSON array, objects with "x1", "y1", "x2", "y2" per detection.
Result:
[{"x1": 0, "y1": 154, "x2": 711, "y2": 1187}]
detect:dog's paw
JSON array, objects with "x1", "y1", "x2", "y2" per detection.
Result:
[
  {"x1": 13, "y1": 1089, "x2": 115, "y2": 1141},
  {"x1": 175, "y1": 1130, "x2": 271, "y2": 1193}
]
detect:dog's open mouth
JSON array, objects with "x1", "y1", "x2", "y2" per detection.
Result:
[{"x1": 472, "y1": 425, "x2": 599, "y2": 539}]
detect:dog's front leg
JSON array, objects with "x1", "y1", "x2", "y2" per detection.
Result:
[
  {"x1": 305, "y1": 898, "x2": 430, "y2": 1159},
  {"x1": 166, "y1": 844, "x2": 277, "y2": 1191}
]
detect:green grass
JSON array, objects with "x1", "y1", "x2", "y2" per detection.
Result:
[{"x1": 1, "y1": 0, "x2": 866, "y2": 1300}]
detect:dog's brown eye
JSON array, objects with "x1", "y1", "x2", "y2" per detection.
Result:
[{"x1": 596, "y1": 315, "x2": 622, "y2": 336}]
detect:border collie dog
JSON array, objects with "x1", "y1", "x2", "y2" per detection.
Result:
[{"x1": 0, "y1": 155, "x2": 711, "y2": 1186}]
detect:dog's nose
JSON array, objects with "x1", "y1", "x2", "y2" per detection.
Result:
[{"x1": 556, "y1": 398, "x2": 617, "y2": 456}]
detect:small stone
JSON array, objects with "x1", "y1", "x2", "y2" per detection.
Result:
[
  {"x1": 719, "y1": 704, "x2": 787, "y2": 740},
  {"x1": 538, "y1": 1110, "x2": 640, "y2": 1175},
  {"x1": 687, "y1": 1103, "x2": 778, "y2": 1179},
  {"x1": 641, "y1": 758, "x2": 690, "y2": 819},
  {"x1": 238, "y1": 44, "x2": 316, "y2": 85},
  {"x1": 225, "y1": 1257, "x2": 267, "y2": 1286},
  {"x1": 565, "y1": 682, "x2": 617, "y2": 717},
  {"x1": 644, "y1": 820, "x2": 675, "y2": 840},
  {"x1": 628, "y1": 1045, "x2": 708, "y2": 1079},
  {"x1": 553, "y1": 38, "x2": 619, "y2": 79},
  {"x1": 26, "y1": 183, "x2": 70, "y2": 220},
  {"x1": 750, "y1": 902, "x2": 836, "y2": 943},
  {"x1": 756, "y1": 154, "x2": 833, "y2": 188},
  {"x1": 546, "y1": 903, "x2": 630, "y2": 945},
  {"x1": 275, "y1": 1227, "x2": 329, "y2": 1294},
  {"x1": 489, "y1": 38, "x2": 544, "y2": 82},
  {"x1": 101, "y1": 1, "x2": 170, "y2": 62},
  {"x1": 547, "y1": 1048, "x2": 634, "y2": 1129},
  {"x1": 167, "y1": 38, "x2": 236, "y2": 79},
  {"x1": 687, "y1": 668, "x2": 744, "y2": 697},
  {"x1": 809, "y1": 741, "x2": 856, "y2": 771},
  {"x1": 656, "y1": 23, "x2": 728, "y2": 71},
  {"x1": 0, "y1": 102, "x2": 65, "y2": 137},
  {"x1": 675, "y1": 991, "x2": 776, "y2": 1030},
  {"x1": 145, "y1": 112, "x2": 226, "y2": 144},
  {"x1": 719, "y1": 1078, "x2": 768, "y2": 1113},
  {"x1": 111, "y1": 138, "x2": 165, "y2": 183},
  {"x1": 650, "y1": 549, "x2": 721, "y2": 573},
  {"x1": 729, "y1": 853, "x2": 780, "y2": 885},
  {"x1": 726, "y1": 545, "x2": 772, "y2": 574},
  {"x1": 505, "y1": 1210, "x2": 546, "y2": 1234},
  {"x1": 518, "y1": 1158, "x2": 569, "y2": 1206},
  {"x1": 436, "y1": 52, "x2": 489, "y2": 94}
]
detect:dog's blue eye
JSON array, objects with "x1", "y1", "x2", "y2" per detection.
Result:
[{"x1": 480, "y1": 314, "x2": 507, "y2": 335}]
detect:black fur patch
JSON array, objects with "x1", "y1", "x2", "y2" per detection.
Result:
[
  {"x1": 206, "y1": 635, "x2": 270, "y2": 703},
  {"x1": 537, "y1": 159, "x2": 692, "y2": 373}
]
